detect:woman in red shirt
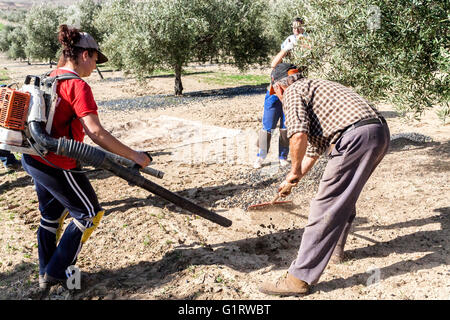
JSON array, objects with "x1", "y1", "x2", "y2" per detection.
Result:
[{"x1": 22, "y1": 25, "x2": 151, "y2": 295}]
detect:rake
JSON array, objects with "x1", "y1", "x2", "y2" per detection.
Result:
[{"x1": 247, "y1": 182, "x2": 296, "y2": 210}]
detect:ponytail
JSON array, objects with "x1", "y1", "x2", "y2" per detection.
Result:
[{"x1": 58, "y1": 24, "x2": 95, "y2": 64}]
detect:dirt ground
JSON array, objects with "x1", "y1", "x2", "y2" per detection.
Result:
[{"x1": 0, "y1": 54, "x2": 449, "y2": 300}]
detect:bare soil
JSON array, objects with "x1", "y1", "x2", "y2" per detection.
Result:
[{"x1": 0, "y1": 55, "x2": 449, "y2": 300}]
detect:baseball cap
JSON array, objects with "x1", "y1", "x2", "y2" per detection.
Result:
[
  {"x1": 74, "y1": 32, "x2": 108, "y2": 64},
  {"x1": 292, "y1": 17, "x2": 304, "y2": 29},
  {"x1": 269, "y1": 63, "x2": 299, "y2": 95}
]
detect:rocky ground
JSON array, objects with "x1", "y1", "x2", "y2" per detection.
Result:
[{"x1": 0, "y1": 55, "x2": 449, "y2": 300}]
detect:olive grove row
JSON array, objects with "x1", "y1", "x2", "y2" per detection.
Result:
[{"x1": 0, "y1": 0, "x2": 447, "y2": 120}]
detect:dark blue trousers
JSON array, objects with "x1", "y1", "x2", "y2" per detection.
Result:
[
  {"x1": 259, "y1": 90, "x2": 289, "y2": 159},
  {"x1": 0, "y1": 150, "x2": 19, "y2": 166},
  {"x1": 22, "y1": 154, "x2": 102, "y2": 280}
]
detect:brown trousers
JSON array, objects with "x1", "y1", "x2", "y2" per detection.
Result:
[{"x1": 288, "y1": 121, "x2": 390, "y2": 285}]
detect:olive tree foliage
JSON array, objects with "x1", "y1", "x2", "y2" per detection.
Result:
[
  {"x1": 7, "y1": 27, "x2": 27, "y2": 61},
  {"x1": 20, "y1": 1, "x2": 102, "y2": 67},
  {"x1": 95, "y1": 0, "x2": 270, "y2": 95},
  {"x1": 215, "y1": 0, "x2": 271, "y2": 69},
  {"x1": 0, "y1": 24, "x2": 27, "y2": 61},
  {"x1": 0, "y1": 25, "x2": 14, "y2": 53},
  {"x1": 272, "y1": 0, "x2": 449, "y2": 122},
  {"x1": 24, "y1": 5, "x2": 65, "y2": 67},
  {"x1": 63, "y1": 0, "x2": 103, "y2": 43},
  {"x1": 0, "y1": 10, "x2": 27, "y2": 23}
]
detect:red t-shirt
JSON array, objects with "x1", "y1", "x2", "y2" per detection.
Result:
[{"x1": 31, "y1": 68, "x2": 98, "y2": 169}]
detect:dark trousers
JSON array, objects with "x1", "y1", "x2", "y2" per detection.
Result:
[
  {"x1": 288, "y1": 121, "x2": 390, "y2": 285},
  {"x1": 22, "y1": 155, "x2": 102, "y2": 280},
  {"x1": 258, "y1": 90, "x2": 289, "y2": 159},
  {"x1": 0, "y1": 150, "x2": 19, "y2": 166}
]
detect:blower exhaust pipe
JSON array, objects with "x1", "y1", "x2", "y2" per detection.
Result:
[{"x1": 28, "y1": 121, "x2": 232, "y2": 227}]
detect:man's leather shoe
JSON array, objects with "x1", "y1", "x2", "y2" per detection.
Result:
[{"x1": 259, "y1": 272, "x2": 310, "y2": 296}]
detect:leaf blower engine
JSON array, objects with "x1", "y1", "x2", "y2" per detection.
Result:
[{"x1": 0, "y1": 75, "x2": 231, "y2": 227}]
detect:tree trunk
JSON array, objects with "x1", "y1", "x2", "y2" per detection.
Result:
[
  {"x1": 96, "y1": 66, "x2": 104, "y2": 80},
  {"x1": 174, "y1": 64, "x2": 183, "y2": 96},
  {"x1": 49, "y1": 59, "x2": 52, "y2": 68}
]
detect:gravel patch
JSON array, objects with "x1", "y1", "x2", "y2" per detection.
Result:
[
  {"x1": 214, "y1": 157, "x2": 329, "y2": 210},
  {"x1": 97, "y1": 86, "x2": 267, "y2": 112},
  {"x1": 213, "y1": 132, "x2": 433, "y2": 210},
  {"x1": 390, "y1": 132, "x2": 433, "y2": 143}
]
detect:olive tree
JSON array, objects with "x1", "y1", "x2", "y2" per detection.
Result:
[
  {"x1": 96, "y1": 0, "x2": 270, "y2": 95},
  {"x1": 7, "y1": 26, "x2": 27, "y2": 61},
  {"x1": 0, "y1": 25, "x2": 14, "y2": 53},
  {"x1": 24, "y1": 4, "x2": 65, "y2": 67},
  {"x1": 272, "y1": 0, "x2": 449, "y2": 121}
]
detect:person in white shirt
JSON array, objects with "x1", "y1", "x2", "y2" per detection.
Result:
[
  {"x1": 271, "y1": 17, "x2": 309, "y2": 69},
  {"x1": 254, "y1": 17, "x2": 309, "y2": 169}
]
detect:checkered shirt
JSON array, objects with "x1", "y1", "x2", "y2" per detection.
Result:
[{"x1": 283, "y1": 78, "x2": 381, "y2": 157}]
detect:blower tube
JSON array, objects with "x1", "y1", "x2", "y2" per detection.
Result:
[{"x1": 28, "y1": 121, "x2": 232, "y2": 227}]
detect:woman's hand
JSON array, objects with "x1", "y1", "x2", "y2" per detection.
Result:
[{"x1": 133, "y1": 151, "x2": 151, "y2": 168}]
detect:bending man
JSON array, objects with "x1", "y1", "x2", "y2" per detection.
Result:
[{"x1": 259, "y1": 63, "x2": 390, "y2": 296}]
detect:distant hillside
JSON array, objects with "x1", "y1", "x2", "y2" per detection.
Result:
[{"x1": 0, "y1": 0, "x2": 83, "y2": 10}]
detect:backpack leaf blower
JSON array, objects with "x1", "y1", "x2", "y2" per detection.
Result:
[{"x1": 0, "y1": 75, "x2": 232, "y2": 227}]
